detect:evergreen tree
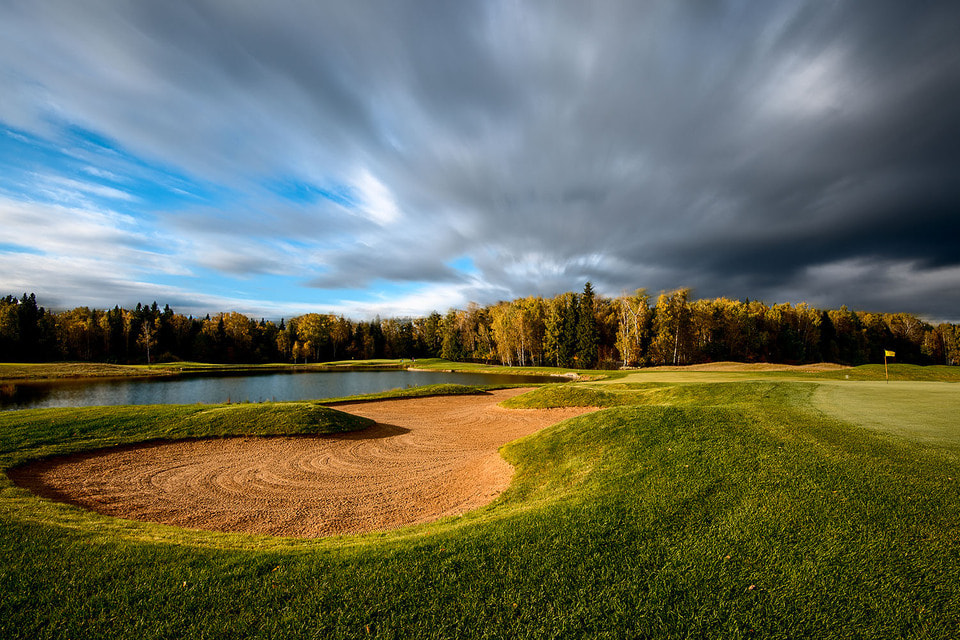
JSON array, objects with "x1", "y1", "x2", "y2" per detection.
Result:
[
  {"x1": 215, "y1": 316, "x2": 227, "y2": 362},
  {"x1": 544, "y1": 297, "x2": 564, "y2": 367},
  {"x1": 16, "y1": 293, "x2": 42, "y2": 361},
  {"x1": 818, "y1": 311, "x2": 837, "y2": 363},
  {"x1": 575, "y1": 282, "x2": 599, "y2": 367}
]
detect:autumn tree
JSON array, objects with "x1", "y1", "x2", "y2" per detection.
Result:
[
  {"x1": 593, "y1": 295, "x2": 620, "y2": 366},
  {"x1": 615, "y1": 289, "x2": 651, "y2": 367},
  {"x1": 98, "y1": 306, "x2": 124, "y2": 360},
  {"x1": 330, "y1": 316, "x2": 352, "y2": 360},
  {"x1": 792, "y1": 302, "x2": 822, "y2": 363},
  {"x1": 4, "y1": 291, "x2": 957, "y2": 369},
  {"x1": 220, "y1": 312, "x2": 254, "y2": 362},
  {"x1": 55, "y1": 307, "x2": 95, "y2": 360},
  {"x1": 440, "y1": 310, "x2": 463, "y2": 361},
  {"x1": 829, "y1": 306, "x2": 867, "y2": 365},
  {"x1": 381, "y1": 318, "x2": 415, "y2": 359},
  {"x1": 923, "y1": 327, "x2": 946, "y2": 364},
  {"x1": 522, "y1": 297, "x2": 547, "y2": 365},
  {"x1": 938, "y1": 323, "x2": 960, "y2": 365},
  {"x1": 489, "y1": 298, "x2": 546, "y2": 366},
  {"x1": 490, "y1": 302, "x2": 519, "y2": 366},
  {"x1": 138, "y1": 320, "x2": 157, "y2": 364},
  {"x1": 291, "y1": 340, "x2": 307, "y2": 364},
  {"x1": 650, "y1": 288, "x2": 693, "y2": 365},
  {"x1": 887, "y1": 313, "x2": 928, "y2": 364},
  {"x1": 294, "y1": 313, "x2": 330, "y2": 362},
  {"x1": 0, "y1": 297, "x2": 20, "y2": 359},
  {"x1": 359, "y1": 319, "x2": 383, "y2": 359},
  {"x1": 276, "y1": 326, "x2": 293, "y2": 362}
]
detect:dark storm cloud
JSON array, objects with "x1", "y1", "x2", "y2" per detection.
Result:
[{"x1": 2, "y1": 0, "x2": 959, "y2": 319}]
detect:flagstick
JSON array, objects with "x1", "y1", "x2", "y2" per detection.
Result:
[{"x1": 885, "y1": 353, "x2": 888, "y2": 383}]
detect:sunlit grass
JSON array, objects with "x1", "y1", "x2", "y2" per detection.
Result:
[
  {"x1": 399, "y1": 358, "x2": 618, "y2": 380},
  {"x1": 0, "y1": 362, "x2": 159, "y2": 380},
  {"x1": 0, "y1": 402, "x2": 373, "y2": 469},
  {"x1": 813, "y1": 380, "x2": 960, "y2": 449},
  {"x1": 2, "y1": 368, "x2": 960, "y2": 637},
  {"x1": 320, "y1": 383, "x2": 488, "y2": 404},
  {"x1": 813, "y1": 363, "x2": 960, "y2": 382},
  {"x1": 499, "y1": 383, "x2": 623, "y2": 408}
]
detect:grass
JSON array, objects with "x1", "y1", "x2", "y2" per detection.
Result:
[
  {"x1": 606, "y1": 363, "x2": 960, "y2": 384},
  {"x1": 499, "y1": 383, "x2": 623, "y2": 409},
  {"x1": 0, "y1": 361, "x2": 295, "y2": 382},
  {"x1": 813, "y1": 380, "x2": 960, "y2": 450},
  {"x1": 0, "y1": 362, "x2": 161, "y2": 381},
  {"x1": 320, "y1": 383, "x2": 489, "y2": 405},
  {"x1": 0, "y1": 402, "x2": 374, "y2": 469},
  {"x1": 2, "y1": 366, "x2": 960, "y2": 637},
  {"x1": 398, "y1": 357, "x2": 618, "y2": 380},
  {"x1": 813, "y1": 363, "x2": 960, "y2": 382}
]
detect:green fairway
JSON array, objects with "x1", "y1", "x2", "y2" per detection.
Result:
[{"x1": 2, "y1": 366, "x2": 960, "y2": 638}]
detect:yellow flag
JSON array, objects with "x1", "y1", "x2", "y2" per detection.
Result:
[{"x1": 885, "y1": 350, "x2": 895, "y2": 357}]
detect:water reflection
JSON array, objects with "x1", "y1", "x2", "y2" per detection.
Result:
[{"x1": 1, "y1": 370, "x2": 557, "y2": 411}]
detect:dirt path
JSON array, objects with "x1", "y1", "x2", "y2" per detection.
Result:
[{"x1": 10, "y1": 389, "x2": 595, "y2": 538}]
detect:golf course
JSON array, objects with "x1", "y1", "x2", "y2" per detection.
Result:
[{"x1": 1, "y1": 361, "x2": 959, "y2": 638}]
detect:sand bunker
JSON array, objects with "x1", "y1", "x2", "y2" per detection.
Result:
[{"x1": 10, "y1": 388, "x2": 594, "y2": 538}]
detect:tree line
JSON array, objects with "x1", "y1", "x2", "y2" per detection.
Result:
[{"x1": 2, "y1": 288, "x2": 959, "y2": 367}]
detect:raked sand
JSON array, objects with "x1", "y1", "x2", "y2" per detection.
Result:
[{"x1": 10, "y1": 388, "x2": 595, "y2": 538}]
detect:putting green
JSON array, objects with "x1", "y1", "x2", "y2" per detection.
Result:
[{"x1": 813, "y1": 381, "x2": 960, "y2": 449}]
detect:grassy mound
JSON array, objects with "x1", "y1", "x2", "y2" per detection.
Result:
[
  {"x1": 499, "y1": 384, "x2": 620, "y2": 408},
  {"x1": 321, "y1": 383, "x2": 486, "y2": 404},
  {"x1": 0, "y1": 402, "x2": 373, "y2": 468},
  {"x1": 0, "y1": 362, "x2": 159, "y2": 381},
  {"x1": 492, "y1": 395, "x2": 960, "y2": 637},
  {"x1": 627, "y1": 380, "x2": 805, "y2": 406},
  {"x1": 522, "y1": 380, "x2": 807, "y2": 410}
]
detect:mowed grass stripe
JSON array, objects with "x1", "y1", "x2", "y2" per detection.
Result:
[{"x1": 2, "y1": 376, "x2": 960, "y2": 637}]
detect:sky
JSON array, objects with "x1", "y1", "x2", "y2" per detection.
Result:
[{"x1": 1, "y1": 1, "x2": 959, "y2": 322}]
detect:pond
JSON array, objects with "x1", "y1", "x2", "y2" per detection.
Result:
[{"x1": 0, "y1": 369, "x2": 559, "y2": 411}]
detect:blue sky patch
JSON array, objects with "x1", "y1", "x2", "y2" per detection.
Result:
[
  {"x1": 265, "y1": 178, "x2": 358, "y2": 208},
  {"x1": 0, "y1": 242, "x2": 44, "y2": 255}
]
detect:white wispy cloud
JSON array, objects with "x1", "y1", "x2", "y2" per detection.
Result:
[{"x1": 0, "y1": 0, "x2": 957, "y2": 319}]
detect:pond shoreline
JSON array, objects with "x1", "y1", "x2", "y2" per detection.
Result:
[
  {"x1": 0, "y1": 360, "x2": 585, "y2": 385},
  {"x1": 0, "y1": 366, "x2": 567, "y2": 412},
  {"x1": 0, "y1": 362, "x2": 410, "y2": 384}
]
